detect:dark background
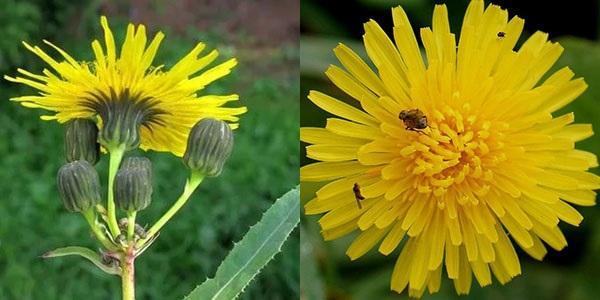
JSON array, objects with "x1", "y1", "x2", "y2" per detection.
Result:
[
  {"x1": 300, "y1": 1, "x2": 600, "y2": 299},
  {"x1": 0, "y1": 0, "x2": 299, "y2": 299},
  {"x1": 302, "y1": 0, "x2": 599, "y2": 40}
]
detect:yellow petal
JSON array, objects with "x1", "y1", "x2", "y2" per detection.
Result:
[
  {"x1": 379, "y1": 221, "x2": 406, "y2": 255},
  {"x1": 499, "y1": 214, "x2": 533, "y2": 248},
  {"x1": 326, "y1": 118, "x2": 382, "y2": 140},
  {"x1": 470, "y1": 258, "x2": 492, "y2": 287},
  {"x1": 306, "y1": 144, "x2": 359, "y2": 162},
  {"x1": 549, "y1": 200, "x2": 583, "y2": 226},
  {"x1": 300, "y1": 127, "x2": 366, "y2": 145},
  {"x1": 325, "y1": 65, "x2": 377, "y2": 103},
  {"x1": 300, "y1": 161, "x2": 370, "y2": 182},
  {"x1": 333, "y1": 43, "x2": 387, "y2": 96},
  {"x1": 308, "y1": 91, "x2": 378, "y2": 126},
  {"x1": 493, "y1": 223, "x2": 521, "y2": 277},
  {"x1": 391, "y1": 238, "x2": 415, "y2": 293},
  {"x1": 322, "y1": 221, "x2": 358, "y2": 241},
  {"x1": 346, "y1": 226, "x2": 388, "y2": 260},
  {"x1": 453, "y1": 246, "x2": 473, "y2": 295},
  {"x1": 531, "y1": 220, "x2": 567, "y2": 251}
]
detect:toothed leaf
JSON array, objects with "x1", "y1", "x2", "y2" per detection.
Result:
[{"x1": 184, "y1": 186, "x2": 300, "y2": 300}]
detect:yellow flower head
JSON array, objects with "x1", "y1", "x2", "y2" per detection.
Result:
[
  {"x1": 5, "y1": 16, "x2": 246, "y2": 156},
  {"x1": 301, "y1": 0, "x2": 599, "y2": 297}
]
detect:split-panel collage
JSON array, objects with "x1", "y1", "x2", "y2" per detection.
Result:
[{"x1": 0, "y1": 0, "x2": 599, "y2": 299}]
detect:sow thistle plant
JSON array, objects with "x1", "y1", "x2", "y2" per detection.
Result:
[
  {"x1": 301, "y1": 0, "x2": 599, "y2": 297},
  {"x1": 6, "y1": 17, "x2": 299, "y2": 300}
]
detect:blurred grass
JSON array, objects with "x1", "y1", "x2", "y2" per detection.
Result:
[
  {"x1": 0, "y1": 3, "x2": 299, "y2": 300},
  {"x1": 300, "y1": 1, "x2": 600, "y2": 299}
]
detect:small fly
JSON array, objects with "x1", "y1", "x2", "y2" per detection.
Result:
[
  {"x1": 353, "y1": 183, "x2": 365, "y2": 209},
  {"x1": 399, "y1": 109, "x2": 428, "y2": 133}
]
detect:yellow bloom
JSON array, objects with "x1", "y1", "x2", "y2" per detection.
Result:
[
  {"x1": 5, "y1": 16, "x2": 246, "y2": 156},
  {"x1": 301, "y1": 0, "x2": 599, "y2": 297}
]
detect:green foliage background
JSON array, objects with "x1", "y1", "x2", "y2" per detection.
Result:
[
  {"x1": 300, "y1": 0, "x2": 600, "y2": 299},
  {"x1": 0, "y1": 0, "x2": 299, "y2": 299}
]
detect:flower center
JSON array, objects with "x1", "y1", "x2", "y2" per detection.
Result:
[
  {"x1": 81, "y1": 88, "x2": 168, "y2": 149},
  {"x1": 401, "y1": 104, "x2": 507, "y2": 203}
]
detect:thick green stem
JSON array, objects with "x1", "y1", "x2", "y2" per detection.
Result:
[
  {"x1": 82, "y1": 209, "x2": 116, "y2": 251},
  {"x1": 121, "y1": 252, "x2": 135, "y2": 300},
  {"x1": 127, "y1": 211, "x2": 137, "y2": 241},
  {"x1": 107, "y1": 145, "x2": 126, "y2": 237},
  {"x1": 137, "y1": 172, "x2": 204, "y2": 247}
]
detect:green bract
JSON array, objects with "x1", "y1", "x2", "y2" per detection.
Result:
[{"x1": 93, "y1": 90, "x2": 157, "y2": 151}]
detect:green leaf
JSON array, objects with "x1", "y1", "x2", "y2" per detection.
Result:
[
  {"x1": 42, "y1": 246, "x2": 120, "y2": 275},
  {"x1": 184, "y1": 186, "x2": 300, "y2": 300}
]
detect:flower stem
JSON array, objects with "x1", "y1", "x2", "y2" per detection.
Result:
[
  {"x1": 82, "y1": 208, "x2": 117, "y2": 251},
  {"x1": 137, "y1": 172, "x2": 204, "y2": 247},
  {"x1": 121, "y1": 251, "x2": 135, "y2": 300},
  {"x1": 127, "y1": 211, "x2": 137, "y2": 241},
  {"x1": 107, "y1": 145, "x2": 125, "y2": 237}
]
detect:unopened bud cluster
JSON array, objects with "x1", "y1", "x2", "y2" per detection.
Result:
[{"x1": 56, "y1": 116, "x2": 234, "y2": 229}]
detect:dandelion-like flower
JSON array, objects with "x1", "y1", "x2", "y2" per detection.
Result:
[
  {"x1": 5, "y1": 16, "x2": 246, "y2": 155},
  {"x1": 301, "y1": 0, "x2": 599, "y2": 297}
]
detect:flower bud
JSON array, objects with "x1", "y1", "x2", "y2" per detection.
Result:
[
  {"x1": 57, "y1": 160, "x2": 101, "y2": 212},
  {"x1": 183, "y1": 118, "x2": 234, "y2": 176},
  {"x1": 64, "y1": 119, "x2": 100, "y2": 165},
  {"x1": 114, "y1": 156, "x2": 153, "y2": 212}
]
